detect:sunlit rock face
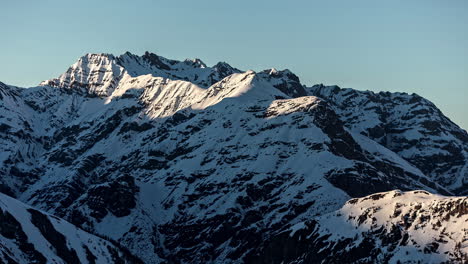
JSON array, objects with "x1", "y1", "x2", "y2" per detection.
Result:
[{"x1": 0, "y1": 52, "x2": 466, "y2": 263}]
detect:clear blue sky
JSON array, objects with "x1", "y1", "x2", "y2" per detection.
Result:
[{"x1": 1, "y1": 0, "x2": 467, "y2": 129}]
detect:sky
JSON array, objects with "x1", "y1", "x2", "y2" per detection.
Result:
[{"x1": 1, "y1": 0, "x2": 467, "y2": 129}]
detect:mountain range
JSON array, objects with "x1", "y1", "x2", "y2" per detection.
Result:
[{"x1": 0, "y1": 51, "x2": 466, "y2": 263}]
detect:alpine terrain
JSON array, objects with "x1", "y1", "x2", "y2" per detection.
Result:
[{"x1": 0, "y1": 52, "x2": 466, "y2": 263}]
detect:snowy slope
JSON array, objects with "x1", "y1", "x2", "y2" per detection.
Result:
[
  {"x1": 256, "y1": 190, "x2": 467, "y2": 264},
  {"x1": 0, "y1": 192, "x2": 141, "y2": 264},
  {"x1": 0, "y1": 52, "x2": 466, "y2": 263},
  {"x1": 0, "y1": 82, "x2": 45, "y2": 196}
]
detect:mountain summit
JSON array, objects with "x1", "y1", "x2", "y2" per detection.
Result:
[{"x1": 40, "y1": 52, "x2": 242, "y2": 96}]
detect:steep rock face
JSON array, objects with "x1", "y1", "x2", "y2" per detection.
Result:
[
  {"x1": 0, "y1": 192, "x2": 141, "y2": 264},
  {"x1": 0, "y1": 52, "x2": 465, "y2": 263},
  {"x1": 257, "y1": 68, "x2": 307, "y2": 98},
  {"x1": 40, "y1": 53, "x2": 126, "y2": 96},
  {"x1": 308, "y1": 85, "x2": 468, "y2": 194},
  {"x1": 0, "y1": 82, "x2": 44, "y2": 196},
  {"x1": 254, "y1": 190, "x2": 468, "y2": 264}
]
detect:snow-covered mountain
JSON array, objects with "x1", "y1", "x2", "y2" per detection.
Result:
[{"x1": 0, "y1": 52, "x2": 466, "y2": 263}]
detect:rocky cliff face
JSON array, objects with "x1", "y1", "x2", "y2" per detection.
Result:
[
  {"x1": 0, "y1": 52, "x2": 466, "y2": 263},
  {"x1": 308, "y1": 84, "x2": 468, "y2": 195}
]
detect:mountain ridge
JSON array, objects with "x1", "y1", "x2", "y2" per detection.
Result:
[
  {"x1": 0, "y1": 51, "x2": 466, "y2": 263},
  {"x1": 308, "y1": 84, "x2": 468, "y2": 194}
]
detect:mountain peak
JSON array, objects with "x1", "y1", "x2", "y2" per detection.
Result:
[
  {"x1": 39, "y1": 52, "x2": 125, "y2": 96},
  {"x1": 257, "y1": 68, "x2": 307, "y2": 98},
  {"x1": 41, "y1": 51, "x2": 248, "y2": 92},
  {"x1": 183, "y1": 58, "x2": 207, "y2": 68},
  {"x1": 140, "y1": 51, "x2": 172, "y2": 71},
  {"x1": 78, "y1": 53, "x2": 117, "y2": 64}
]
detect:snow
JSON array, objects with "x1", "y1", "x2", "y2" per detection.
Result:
[
  {"x1": 286, "y1": 190, "x2": 467, "y2": 263},
  {"x1": 307, "y1": 84, "x2": 468, "y2": 193},
  {"x1": 289, "y1": 222, "x2": 306, "y2": 237},
  {"x1": 0, "y1": 51, "x2": 466, "y2": 263},
  {"x1": 0, "y1": 192, "x2": 133, "y2": 264},
  {"x1": 320, "y1": 190, "x2": 467, "y2": 261}
]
